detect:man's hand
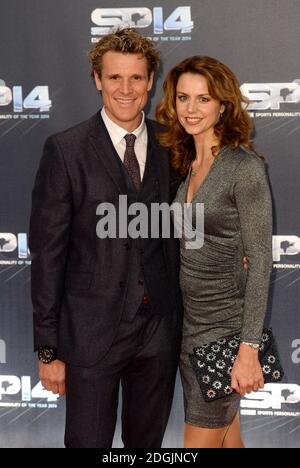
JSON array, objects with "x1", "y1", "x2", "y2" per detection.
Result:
[{"x1": 39, "y1": 359, "x2": 66, "y2": 395}]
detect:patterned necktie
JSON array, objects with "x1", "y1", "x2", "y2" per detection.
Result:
[{"x1": 124, "y1": 134, "x2": 141, "y2": 190}]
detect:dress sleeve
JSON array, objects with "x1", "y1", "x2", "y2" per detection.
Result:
[{"x1": 233, "y1": 154, "x2": 273, "y2": 343}]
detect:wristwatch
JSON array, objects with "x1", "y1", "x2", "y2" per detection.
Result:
[
  {"x1": 38, "y1": 346, "x2": 57, "y2": 364},
  {"x1": 241, "y1": 341, "x2": 260, "y2": 350}
]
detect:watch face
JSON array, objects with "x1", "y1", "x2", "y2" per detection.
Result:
[{"x1": 38, "y1": 347, "x2": 56, "y2": 363}]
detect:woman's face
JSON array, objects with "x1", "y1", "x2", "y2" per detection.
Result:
[{"x1": 175, "y1": 72, "x2": 225, "y2": 140}]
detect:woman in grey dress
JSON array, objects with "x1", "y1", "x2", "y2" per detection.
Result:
[{"x1": 156, "y1": 56, "x2": 273, "y2": 448}]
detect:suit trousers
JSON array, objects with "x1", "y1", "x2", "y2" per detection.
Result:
[{"x1": 64, "y1": 306, "x2": 180, "y2": 448}]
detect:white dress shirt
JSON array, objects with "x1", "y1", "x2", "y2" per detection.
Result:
[{"x1": 101, "y1": 107, "x2": 148, "y2": 179}]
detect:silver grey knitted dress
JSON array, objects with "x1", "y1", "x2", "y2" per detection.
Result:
[{"x1": 173, "y1": 145, "x2": 273, "y2": 428}]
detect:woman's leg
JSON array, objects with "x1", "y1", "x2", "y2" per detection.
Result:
[
  {"x1": 184, "y1": 423, "x2": 228, "y2": 448},
  {"x1": 222, "y1": 413, "x2": 244, "y2": 448},
  {"x1": 184, "y1": 413, "x2": 244, "y2": 448}
]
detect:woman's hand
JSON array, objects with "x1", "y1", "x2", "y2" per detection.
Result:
[{"x1": 230, "y1": 344, "x2": 264, "y2": 396}]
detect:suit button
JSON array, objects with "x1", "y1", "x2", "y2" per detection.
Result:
[
  {"x1": 124, "y1": 243, "x2": 130, "y2": 250},
  {"x1": 138, "y1": 280, "x2": 144, "y2": 286},
  {"x1": 119, "y1": 281, "x2": 125, "y2": 288}
]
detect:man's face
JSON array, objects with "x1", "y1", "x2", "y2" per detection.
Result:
[{"x1": 94, "y1": 51, "x2": 154, "y2": 132}]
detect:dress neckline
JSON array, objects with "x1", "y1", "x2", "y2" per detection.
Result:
[{"x1": 185, "y1": 146, "x2": 227, "y2": 204}]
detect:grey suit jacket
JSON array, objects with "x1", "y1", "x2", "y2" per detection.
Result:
[{"x1": 29, "y1": 112, "x2": 182, "y2": 366}]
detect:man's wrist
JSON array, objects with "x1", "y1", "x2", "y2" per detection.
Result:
[{"x1": 37, "y1": 346, "x2": 57, "y2": 364}]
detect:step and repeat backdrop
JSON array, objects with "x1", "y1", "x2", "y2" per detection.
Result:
[{"x1": 0, "y1": 0, "x2": 300, "y2": 448}]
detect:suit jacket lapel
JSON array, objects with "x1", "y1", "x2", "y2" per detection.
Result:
[
  {"x1": 88, "y1": 111, "x2": 128, "y2": 194},
  {"x1": 88, "y1": 112, "x2": 171, "y2": 202}
]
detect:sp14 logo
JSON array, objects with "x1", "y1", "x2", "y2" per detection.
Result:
[
  {"x1": 91, "y1": 7, "x2": 193, "y2": 36},
  {"x1": 241, "y1": 80, "x2": 300, "y2": 110},
  {"x1": 0, "y1": 79, "x2": 51, "y2": 112},
  {"x1": 0, "y1": 233, "x2": 29, "y2": 259},
  {"x1": 0, "y1": 375, "x2": 59, "y2": 402}
]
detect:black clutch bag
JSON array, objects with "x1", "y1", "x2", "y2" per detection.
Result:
[{"x1": 189, "y1": 328, "x2": 284, "y2": 403}]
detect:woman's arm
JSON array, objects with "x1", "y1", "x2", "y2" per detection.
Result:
[{"x1": 231, "y1": 153, "x2": 273, "y2": 395}]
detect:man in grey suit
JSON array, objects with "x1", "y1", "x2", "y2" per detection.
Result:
[{"x1": 29, "y1": 28, "x2": 182, "y2": 448}]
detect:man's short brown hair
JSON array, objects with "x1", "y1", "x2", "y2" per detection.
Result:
[{"x1": 88, "y1": 28, "x2": 160, "y2": 79}]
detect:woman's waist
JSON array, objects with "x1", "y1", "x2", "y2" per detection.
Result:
[{"x1": 180, "y1": 238, "x2": 246, "y2": 274}]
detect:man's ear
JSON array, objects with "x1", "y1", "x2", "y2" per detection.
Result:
[
  {"x1": 147, "y1": 71, "x2": 154, "y2": 92},
  {"x1": 94, "y1": 71, "x2": 102, "y2": 91}
]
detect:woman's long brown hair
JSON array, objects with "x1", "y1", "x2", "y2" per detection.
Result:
[{"x1": 156, "y1": 56, "x2": 253, "y2": 178}]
